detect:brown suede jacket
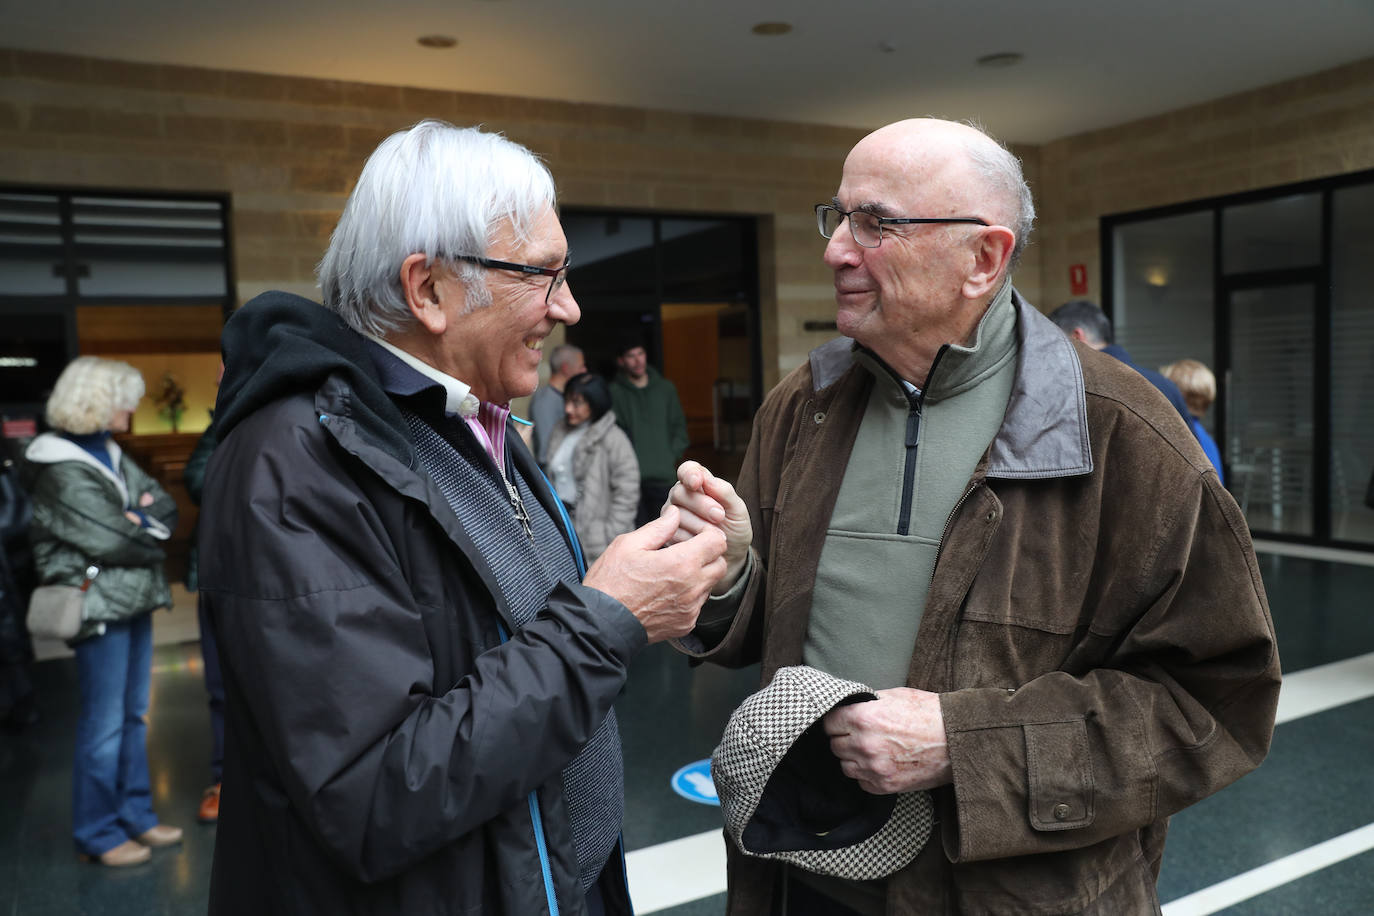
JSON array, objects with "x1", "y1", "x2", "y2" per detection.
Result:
[{"x1": 684, "y1": 293, "x2": 1280, "y2": 915}]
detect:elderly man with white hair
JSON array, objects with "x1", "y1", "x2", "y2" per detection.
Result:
[
  {"x1": 669, "y1": 118, "x2": 1280, "y2": 914},
  {"x1": 198, "y1": 120, "x2": 726, "y2": 916}
]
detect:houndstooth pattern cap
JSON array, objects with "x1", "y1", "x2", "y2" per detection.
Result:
[{"x1": 712, "y1": 665, "x2": 934, "y2": 881}]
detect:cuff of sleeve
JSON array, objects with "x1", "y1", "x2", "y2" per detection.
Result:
[
  {"x1": 675, "y1": 548, "x2": 755, "y2": 654},
  {"x1": 940, "y1": 687, "x2": 1096, "y2": 863},
  {"x1": 562, "y1": 581, "x2": 648, "y2": 661}
]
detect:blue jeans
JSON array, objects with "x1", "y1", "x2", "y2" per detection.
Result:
[{"x1": 72, "y1": 614, "x2": 159, "y2": 855}]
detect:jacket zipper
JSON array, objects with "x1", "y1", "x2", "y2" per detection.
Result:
[
  {"x1": 496, "y1": 616, "x2": 562, "y2": 916},
  {"x1": 897, "y1": 392, "x2": 922, "y2": 536},
  {"x1": 527, "y1": 793, "x2": 561, "y2": 916},
  {"x1": 929, "y1": 479, "x2": 985, "y2": 589},
  {"x1": 896, "y1": 345, "x2": 948, "y2": 537}
]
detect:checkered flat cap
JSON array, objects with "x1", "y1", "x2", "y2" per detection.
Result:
[{"x1": 711, "y1": 666, "x2": 933, "y2": 881}]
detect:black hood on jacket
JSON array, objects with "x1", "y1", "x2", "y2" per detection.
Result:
[{"x1": 216, "y1": 291, "x2": 414, "y2": 466}]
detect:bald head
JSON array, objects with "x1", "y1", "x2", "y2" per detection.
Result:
[{"x1": 852, "y1": 119, "x2": 1034, "y2": 271}]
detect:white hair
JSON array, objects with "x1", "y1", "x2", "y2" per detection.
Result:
[
  {"x1": 549, "y1": 344, "x2": 583, "y2": 374},
  {"x1": 317, "y1": 120, "x2": 558, "y2": 337},
  {"x1": 959, "y1": 121, "x2": 1036, "y2": 274},
  {"x1": 45, "y1": 356, "x2": 145, "y2": 435}
]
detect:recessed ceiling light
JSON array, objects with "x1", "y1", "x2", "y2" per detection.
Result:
[
  {"x1": 751, "y1": 22, "x2": 793, "y2": 36},
  {"x1": 417, "y1": 35, "x2": 458, "y2": 49},
  {"x1": 977, "y1": 52, "x2": 1023, "y2": 68}
]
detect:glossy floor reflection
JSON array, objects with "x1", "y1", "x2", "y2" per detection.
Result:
[{"x1": 2, "y1": 551, "x2": 1372, "y2": 915}]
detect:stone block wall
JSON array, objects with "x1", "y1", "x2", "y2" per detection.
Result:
[
  {"x1": 2, "y1": 48, "x2": 1371, "y2": 387},
  {"x1": 1036, "y1": 57, "x2": 1374, "y2": 311},
  {"x1": 0, "y1": 49, "x2": 878, "y2": 388}
]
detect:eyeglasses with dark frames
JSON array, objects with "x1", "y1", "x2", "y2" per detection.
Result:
[
  {"x1": 455, "y1": 255, "x2": 571, "y2": 304},
  {"x1": 815, "y1": 204, "x2": 988, "y2": 249}
]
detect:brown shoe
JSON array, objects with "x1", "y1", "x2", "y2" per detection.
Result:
[
  {"x1": 136, "y1": 824, "x2": 183, "y2": 847},
  {"x1": 79, "y1": 839, "x2": 151, "y2": 867},
  {"x1": 198, "y1": 784, "x2": 221, "y2": 823}
]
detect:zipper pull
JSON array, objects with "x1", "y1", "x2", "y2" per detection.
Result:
[{"x1": 905, "y1": 404, "x2": 922, "y2": 448}]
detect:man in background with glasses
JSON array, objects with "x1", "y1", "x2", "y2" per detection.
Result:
[
  {"x1": 670, "y1": 118, "x2": 1278, "y2": 914},
  {"x1": 198, "y1": 120, "x2": 727, "y2": 916}
]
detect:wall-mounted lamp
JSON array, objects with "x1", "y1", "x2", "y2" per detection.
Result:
[{"x1": 1143, "y1": 266, "x2": 1170, "y2": 288}]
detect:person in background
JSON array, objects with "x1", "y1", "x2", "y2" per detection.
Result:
[
  {"x1": 531, "y1": 343, "x2": 586, "y2": 465},
  {"x1": 610, "y1": 336, "x2": 688, "y2": 527},
  {"x1": 182, "y1": 365, "x2": 224, "y2": 823},
  {"x1": 1047, "y1": 299, "x2": 1194, "y2": 428},
  {"x1": 667, "y1": 118, "x2": 1278, "y2": 914},
  {"x1": 0, "y1": 453, "x2": 38, "y2": 732},
  {"x1": 1161, "y1": 358, "x2": 1225, "y2": 484},
  {"x1": 544, "y1": 373, "x2": 640, "y2": 563},
  {"x1": 22, "y1": 356, "x2": 182, "y2": 868}
]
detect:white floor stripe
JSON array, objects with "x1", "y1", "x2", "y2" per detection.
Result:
[
  {"x1": 626, "y1": 829, "x2": 727, "y2": 914},
  {"x1": 625, "y1": 656, "x2": 1374, "y2": 912},
  {"x1": 1252, "y1": 539, "x2": 1374, "y2": 567},
  {"x1": 1161, "y1": 822, "x2": 1374, "y2": 915},
  {"x1": 1275, "y1": 652, "x2": 1374, "y2": 724}
]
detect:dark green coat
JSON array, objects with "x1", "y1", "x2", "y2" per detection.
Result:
[
  {"x1": 22, "y1": 433, "x2": 176, "y2": 643},
  {"x1": 610, "y1": 366, "x2": 688, "y2": 483}
]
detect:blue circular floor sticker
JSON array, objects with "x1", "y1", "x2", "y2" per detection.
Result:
[{"x1": 670, "y1": 759, "x2": 719, "y2": 806}]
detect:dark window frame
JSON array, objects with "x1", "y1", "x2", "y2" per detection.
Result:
[
  {"x1": 1101, "y1": 167, "x2": 1374, "y2": 551},
  {"x1": 0, "y1": 184, "x2": 236, "y2": 418}
]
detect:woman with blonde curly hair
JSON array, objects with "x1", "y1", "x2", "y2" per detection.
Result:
[
  {"x1": 1160, "y1": 358, "x2": 1225, "y2": 484},
  {"x1": 22, "y1": 357, "x2": 183, "y2": 867}
]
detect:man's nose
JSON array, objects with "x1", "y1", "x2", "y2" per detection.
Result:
[
  {"x1": 550, "y1": 280, "x2": 581, "y2": 326},
  {"x1": 822, "y1": 223, "x2": 862, "y2": 269}
]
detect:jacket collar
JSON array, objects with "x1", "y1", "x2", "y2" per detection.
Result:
[
  {"x1": 364, "y1": 334, "x2": 482, "y2": 418},
  {"x1": 986, "y1": 292, "x2": 1093, "y2": 479},
  {"x1": 24, "y1": 432, "x2": 130, "y2": 505},
  {"x1": 807, "y1": 289, "x2": 1093, "y2": 480}
]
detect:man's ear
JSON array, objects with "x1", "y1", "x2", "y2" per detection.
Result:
[
  {"x1": 1070, "y1": 327, "x2": 1091, "y2": 344},
  {"x1": 961, "y1": 226, "x2": 1016, "y2": 300},
  {"x1": 400, "y1": 253, "x2": 463, "y2": 336}
]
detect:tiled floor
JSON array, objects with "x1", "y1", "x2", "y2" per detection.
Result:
[{"x1": 2, "y1": 550, "x2": 1372, "y2": 915}]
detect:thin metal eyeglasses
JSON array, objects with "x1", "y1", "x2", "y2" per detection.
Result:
[
  {"x1": 454, "y1": 255, "x2": 571, "y2": 304},
  {"x1": 815, "y1": 204, "x2": 988, "y2": 249}
]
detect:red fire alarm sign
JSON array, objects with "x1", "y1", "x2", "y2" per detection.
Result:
[{"x1": 1069, "y1": 264, "x2": 1088, "y2": 296}]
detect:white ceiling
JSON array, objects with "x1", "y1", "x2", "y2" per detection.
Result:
[{"x1": 3, "y1": 0, "x2": 1373, "y2": 145}]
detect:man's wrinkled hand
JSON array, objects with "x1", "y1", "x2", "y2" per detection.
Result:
[
  {"x1": 583, "y1": 507, "x2": 727, "y2": 643},
  {"x1": 823, "y1": 688, "x2": 953, "y2": 794},
  {"x1": 664, "y1": 461, "x2": 751, "y2": 595}
]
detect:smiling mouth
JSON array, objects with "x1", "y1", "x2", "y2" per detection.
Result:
[{"x1": 523, "y1": 337, "x2": 544, "y2": 351}]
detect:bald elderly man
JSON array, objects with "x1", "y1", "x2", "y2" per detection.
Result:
[{"x1": 671, "y1": 119, "x2": 1280, "y2": 914}]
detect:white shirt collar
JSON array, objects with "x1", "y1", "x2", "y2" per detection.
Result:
[{"x1": 365, "y1": 333, "x2": 481, "y2": 418}]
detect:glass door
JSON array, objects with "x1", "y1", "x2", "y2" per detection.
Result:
[{"x1": 1224, "y1": 279, "x2": 1320, "y2": 538}]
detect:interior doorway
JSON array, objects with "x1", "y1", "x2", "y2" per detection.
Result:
[{"x1": 558, "y1": 210, "x2": 761, "y2": 480}]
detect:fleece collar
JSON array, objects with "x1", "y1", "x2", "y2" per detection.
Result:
[{"x1": 806, "y1": 289, "x2": 1093, "y2": 480}]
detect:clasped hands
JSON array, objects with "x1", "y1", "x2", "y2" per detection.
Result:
[
  {"x1": 660, "y1": 460, "x2": 952, "y2": 795},
  {"x1": 581, "y1": 461, "x2": 749, "y2": 643}
]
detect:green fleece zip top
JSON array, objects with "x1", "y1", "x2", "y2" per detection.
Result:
[{"x1": 803, "y1": 284, "x2": 1019, "y2": 690}]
